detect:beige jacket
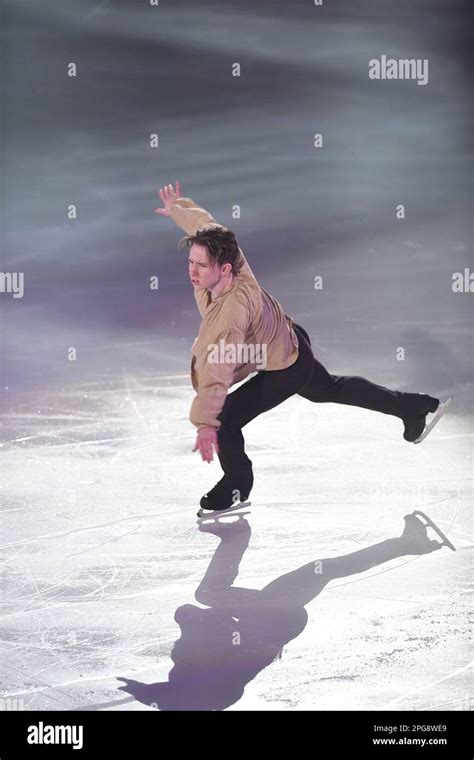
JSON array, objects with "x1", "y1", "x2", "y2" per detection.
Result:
[{"x1": 169, "y1": 197, "x2": 299, "y2": 430}]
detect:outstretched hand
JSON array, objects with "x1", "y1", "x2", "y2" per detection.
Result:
[{"x1": 155, "y1": 181, "x2": 182, "y2": 216}]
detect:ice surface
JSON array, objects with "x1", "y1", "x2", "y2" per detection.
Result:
[{"x1": 1, "y1": 373, "x2": 471, "y2": 711}]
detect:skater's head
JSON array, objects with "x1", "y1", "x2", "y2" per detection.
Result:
[{"x1": 179, "y1": 227, "x2": 241, "y2": 293}]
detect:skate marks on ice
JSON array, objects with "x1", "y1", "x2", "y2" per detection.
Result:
[
  {"x1": 380, "y1": 660, "x2": 474, "y2": 711},
  {"x1": 117, "y1": 511, "x2": 454, "y2": 711}
]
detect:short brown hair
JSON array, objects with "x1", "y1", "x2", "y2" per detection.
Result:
[{"x1": 178, "y1": 226, "x2": 242, "y2": 276}]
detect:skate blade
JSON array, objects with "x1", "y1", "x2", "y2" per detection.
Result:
[
  {"x1": 414, "y1": 396, "x2": 453, "y2": 444},
  {"x1": 412, "y1": 510, "x2": 456, "y2": 551},
  {"x1": 196, "y1": 501, "x2": 251, "y2": 520},
  {"x1": 197, "y1": 511, "x2": 251, "y2": 526}
]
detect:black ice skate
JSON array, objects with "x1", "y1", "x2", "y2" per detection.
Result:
[
  {"x1": 197, "y1": 474, "x2": 252, "y2": 518},
  {"x1": 413, "y1": 396, "x2": 453, "y2": 444},
  {"x1": 196, "y1": 496, "x2": 251, "y2": 519},
  {"x1": 403, "y1": 396, "x2": 452, "y2": 444}
]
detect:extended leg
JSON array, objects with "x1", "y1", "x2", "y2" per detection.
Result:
[{"x1": 297, "y1": 331, "x2": 439, "y2": 425}]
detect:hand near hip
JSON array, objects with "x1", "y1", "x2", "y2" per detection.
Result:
[{"x1": 193, "y1": 426, "x2": 219, "y2": 463}]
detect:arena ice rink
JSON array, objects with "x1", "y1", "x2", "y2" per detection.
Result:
[{"x1": 1, "y1": 359, "x2": 471, "y2": 711}]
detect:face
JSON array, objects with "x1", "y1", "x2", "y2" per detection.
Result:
[{"x1": 188, "y1": 243, "x2": 229, "y2": 291}]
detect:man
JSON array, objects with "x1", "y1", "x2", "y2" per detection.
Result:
[{"x1": 155, "y1": 181, "x2": 452, "y2": 515}]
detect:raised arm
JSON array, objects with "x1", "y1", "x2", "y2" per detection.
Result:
[{"x1": 155, "y1": 181, "x2": 219, "y2": 235}]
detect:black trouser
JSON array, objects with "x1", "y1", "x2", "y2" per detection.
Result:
[{"x1": 215, "y1": 323, "x2": 438, "y2": 500}]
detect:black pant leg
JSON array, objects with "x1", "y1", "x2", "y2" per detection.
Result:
[
  {"x1": 215, "y1": 324, "x2": 314, "y2": 495},
  {"x1": 298, "y1": 349, "x2": 437, "y2": 419}
]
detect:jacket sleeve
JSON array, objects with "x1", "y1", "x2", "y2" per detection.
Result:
[
  {"x1": 169, "y1": 197, "x2": 218, "y2": 236},
  {"x1": 189, "y1": 298, "x2": 250, "y2": 430}
]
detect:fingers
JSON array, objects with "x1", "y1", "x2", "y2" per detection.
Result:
[
  {"x1": 192, "y1": 440, "x2": 210, "y2": 460},
  {"x1": 158, "y1": 185, "x2": 173, "y2": 199},
  {"x1": 156, "y1": 184, "x2": 176, "y2": 216},
  {"x1": 192, "y1": 441, "x2": 214, "y2": 462},
  {"x1": 192, "y1": 429, "x2": 218, "y2": 462},
  {"x1": 157, "y1": 182, "x2": 180, "y2": 200},
  {"x1": 201, "y1": 443, "x2": 213, "y2": 462}
]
